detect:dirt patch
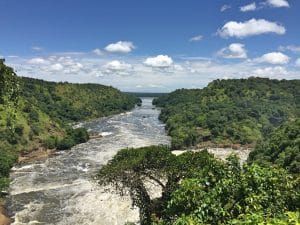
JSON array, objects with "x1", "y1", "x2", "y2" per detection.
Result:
[
  {"x1": 18, "y1": 148, "x2": 56, "y2": 163},
  {"x1": 0, "y1": 206, "x2": 11, "y2": 225}
]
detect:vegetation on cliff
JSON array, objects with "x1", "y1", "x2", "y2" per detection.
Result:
[
  {"x1": 153, "y1": 77, "x2": 299, "y2": 149},
  {"x1": 0, "y1": 59, "x2": 139, "y2": 192},
  {"x1": 248, "y1": 118, "x2": 300, "y2": 174}
]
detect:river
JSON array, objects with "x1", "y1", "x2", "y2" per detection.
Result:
[{"x1": 6, "y1": 97, "x2": 170, "y2": 225}]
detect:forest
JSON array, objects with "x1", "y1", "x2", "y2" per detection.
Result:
[
  {"x1": 153, "y1": 78, "x2": 300, "y2": 149},
  {"x1": 0, "y1": 60, "x2": 140, "y2": 193},
  {"x1": 97, "y1": 119, "x2": 299, "y2": 225},
  {"x1": 97, "y1": 112, "x2": 299, "y2": 224},
  {"x1": 96, "y1": 77, "x2": 299, "y2": 225}
]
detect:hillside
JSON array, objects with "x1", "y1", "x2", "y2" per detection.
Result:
[
  {"x1": 153, "y1": 77, "x2": 300, "y2": 149},
  {"x1": 0, "y1": 60, "x2": 140, "y2": 192},
  {"x1": 248, "y1": 118, "x2": 300, "y2": 173}
]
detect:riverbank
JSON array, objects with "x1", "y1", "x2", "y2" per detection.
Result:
[
  {"x1": 18, "y1": 148, "x2": 57, "y2": 164},
  {"x1": 172, "y1": 147, "x2": 252, "y2": 163}
]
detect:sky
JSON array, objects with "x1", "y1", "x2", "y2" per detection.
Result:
[{"x1": 0, "y1": 0, "x2": 300, "y2": 92}]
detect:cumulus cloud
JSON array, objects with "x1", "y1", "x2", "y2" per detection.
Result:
[
  {"x1": 189, "y1": 35, "x2": 203, "y2": 42},
  {"x1": 279, "y1": 45, "x2": 300, "y2": 53},
  {"x1": 295, "y1": 58, "x2": 300, "y2": 67},
  {"x1": 27, "y1": 56, "x2": 84, "y2": 74},
  {"x1": 144, "y1": 55, "x2": 173, "y2": 68},
  {"x1": 266, "y1": 0, "x2": 289, "y2": 8},
  {"x1": 218, "y1": 43, "x2": 247, "y2": 59},
  {"x1": 28, "y1": 57, "x2": 48, "y2": 64},
  {"x1": 240, "y1": 2, "x2": 257, "y2": 12},
  {"x1": 102, "y1": 60, "x2": 133, "y2": 75},
  {"x1": 220, "y1": 4, "x2": 231, "y2": 12},
  {"x1": 254, "y1": 52, "x2": 290, "y2": 65},
  {"x1": 218, "y1": 18, "x2": 286, "y2": 38},
  {"x1": 253, "y1": 66, "x2": 288, "y2": 76},
  {"x1": 104, "y1": 41, "x2": 135, "y2": 53},
  {"x1": 50, "y1": 63, "x2": 64, "y2": 71}
]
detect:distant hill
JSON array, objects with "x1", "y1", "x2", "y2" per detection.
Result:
[
  {"x1": 153, "y1": 77, "x2": 300, "y2": 149},
  {"x1": 124, "y1": 92, "x2": 167, "y2": 97}
]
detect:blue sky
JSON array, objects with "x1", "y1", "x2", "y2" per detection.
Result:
[{"x1": 1, "y1": 0, "x2": 299, "y2": 92}]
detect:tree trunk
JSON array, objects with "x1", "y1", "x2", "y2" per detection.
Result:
[{"x1": 132, "y1": 179, "x2": 152, "y2": 225}]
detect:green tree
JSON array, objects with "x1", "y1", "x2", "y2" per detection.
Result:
[{"x1": 96, "y1": 146, "x2": 175, "y2": 225}]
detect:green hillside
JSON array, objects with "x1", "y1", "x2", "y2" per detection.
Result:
[
  {"x1": 153, "y1": 78, "x2": 300, "y2": 149},
  {"x1": 0, "y1": 60, "x2": 140, "y2": 192},
  {"x1": 248, "y1": 118, "x2": 300, "y2": 173}
]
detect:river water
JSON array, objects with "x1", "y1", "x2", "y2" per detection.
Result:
[{"x1": 7, "y1": 98, "x2": 170, "y2": 225}]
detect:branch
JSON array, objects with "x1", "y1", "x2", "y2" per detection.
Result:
[{"x1": 141, "y1": 172, "x2": 166, "y2": 189}]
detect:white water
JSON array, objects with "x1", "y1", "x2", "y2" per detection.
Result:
[{"x1": 7, "y1": 98, "x2": 170, "y2": 225}]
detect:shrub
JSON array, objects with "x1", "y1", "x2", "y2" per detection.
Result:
[{"x1": 56, "y1": 137, "x2": 76, "y2": 150}]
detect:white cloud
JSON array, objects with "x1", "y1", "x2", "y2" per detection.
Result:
[
  {"x1": 50, "y1": 63, "x2": 64, "y2": 71},
  {"x1": 102, "y1": 60, "x2": 133, "y2": 75},
  {"x1": 27, "y1": 56, "x2": 84, "y2": 74},
  {"x1": 218, "y1": 18, "x2": 286, "y2": 38},
  {"x1": 295, "y1": 58, "x2": 300, "y2": 67},
  {"x1": 253, "y1": 66, "x2": 288, "y2": 76},
  {"x1": 218, "y1": 43, "x2": 247, "y2": 59},
  {"x1": 7, "y1": 51, "x2": 299, "y2": 93},
  {"x1": 93, "y1": 48, "x2": 103, "y2": 56},
  {"x1": 144, "y1": 55, "x2": 173, "y2": 68},
  {"x1": 189, "y1": 35, "x2": 203, "y2": 42},
  {"x1": 28, "y1": 57, "x2": 47, "y2": 64},
  {"x1": 174, "y1": 64, "x2": 184, "y2": 71},
  {"x1": 240, "y1": 2, "x2": 257, "y2": 12},
  {"x1": 254, "y1": 52, "x2": 290, "y2": 64},
  {"x1": 266, "y1": 0, "x2": 289, "y2": 8},
  {"x1": 279, "y1": 45, "x2": 300, "y2": 53},
  {"x1": 104, "y1": 41, "x2": 135, "y2": 53},
  {"x1": 220, "y1": 4, "x2": 231, "y2": 12}
]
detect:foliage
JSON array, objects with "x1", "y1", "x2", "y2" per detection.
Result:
[
  {"x1": 155, "y1": 161, "x2": 299, "y2": 225},
  {"x1": 96, "y1": 146, "x2": 230, "y2": 225},
  {"x1": 97, "y1": 145, "x2": 299, "y2": 225},
  {"x1": 20, "y1": 77, "x2": 140, "y2": 123},
  {"x1": 248, "y1": 119, "x2": 300, "y2": 173},
  {"x1": 153, "y1": 78, "x2": 300, "y2": 149},
  {"x1": 229, "y1": 211, "x2": 300, "y2": 225},
  {"x1": 0, "y1": 59, "x2": 20, "y2": 106}
]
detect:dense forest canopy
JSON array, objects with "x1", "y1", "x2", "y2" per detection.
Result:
[
  {"x1": 248, "y1": 118, "x2": 300, "y2": 173},
  {"x1": 153, "y1": 77, "x2": 300, "y2": 149},
  {"x1": 0, "y1": 60, "x2": 140, "y2": 192}
]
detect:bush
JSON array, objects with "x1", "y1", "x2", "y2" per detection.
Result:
[
  {"x1": 0, "y1": 149, "x2": 16, "y2": 177},
  {"x1": 56, "y1": 137, "x2": 76, "y2": 150},
  {"x1": 43, "y1": 136, "x2": 58, "y2": 149},
  {"x1": 71, "y1": 128, "x2": 89, "y2": 144}
]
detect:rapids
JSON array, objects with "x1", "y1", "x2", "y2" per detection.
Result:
[{"x1": 7, "y1": 98, "x2": 170, "y2": 225}]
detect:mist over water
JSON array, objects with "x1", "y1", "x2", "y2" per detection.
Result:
[{"x1": 7, "y1": 98, "x2": 170, "y2": 225}]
